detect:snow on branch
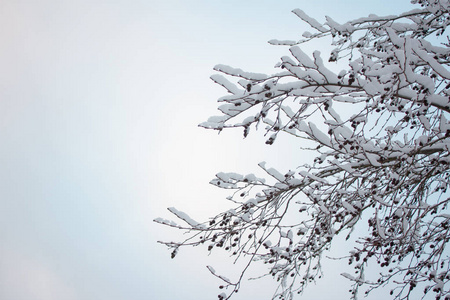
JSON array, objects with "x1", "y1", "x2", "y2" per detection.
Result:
[
  {"x1": 167, "y1": 207, "x2": 205, "y2": 229},
  {"x1": 158, "y1": 1, "x2": 450, "y2": 300},
  {"x1": 291, "y1": 9, "x2": 327, "y2": 33}
]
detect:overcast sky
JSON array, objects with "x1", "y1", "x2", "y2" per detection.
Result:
[{"x1": 0, "y1": 1, "x2": 414, "y2": 299}]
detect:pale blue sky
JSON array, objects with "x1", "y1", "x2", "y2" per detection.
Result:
[{"x1": 0, "y1": 1, "x2": 414, "y2": 299}]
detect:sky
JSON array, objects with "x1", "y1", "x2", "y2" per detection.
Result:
[{"x1": 0, "y1": 1, "x2": 415, "y2": 300}]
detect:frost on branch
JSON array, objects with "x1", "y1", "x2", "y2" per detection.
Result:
[{"x1": 157, "y1": 1, "x2": 450, "y2": 299}]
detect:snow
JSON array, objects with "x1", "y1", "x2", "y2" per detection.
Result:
[
  {"x1": 331, "y1": 160, "x2": 360, "y2": 176},
  {"x1": 413, "y1": 44, "x2": 450, "y2": 79},
  {"x1": 290, "y1": 46, "x2": 315, "y2": 68},
  {"x1": 341, "y1": 201, "x2": 357, "y2": 213},
  {"x1": 292, "y1": 9, "x2": 327, "y2": 33},
  {"x1": 214, "y1": 64, "x2": 268, "y2": 81},
  {"x1": 258, "y1": 161, "x2": 286, "y2": 182},
  {"x1": 210, "y1": 74, "x2": 241, "y2": 95},
  {"x1": 268, "y1": 39, "x2": 298, "y2": 46},
  {"x1": 418, "y1": 115, "x2": 431, "y2": 130},
  {"x1": 216, "y1": 172, "x2": 244, "y2": 182},
  {"x1": 159, "y1": 2, "x2": 450, "y2": 299},
  {"x1": 299, "y1": 170, "x2": 329, "y2": 184},
  {"x1": 365, "y1": 153, "x2": 381, "y2": 167},
  {"x1": 318, "y1": 203, "x2": 330, "y2": 214},
  {"x1": 308, "y1": 122, "x2": 331, "y2": 147},
  {"x1": 325, "y1": 16, "x2": 355, "y2": 34},
  {"x1": 333, "y1": 96, "x2": 359, "y2": 103},
  {"x1": 153, "y1": 217, "x2": 178, "y2": 227},
  {"x1": 244, "y1": 173, "x2": 265, "y2": 183},
  {"x1": 341, "y1": 272, "x2": 357, "y2": 281},
  {"x1": 168, "y1": 207, "x2": 205, "y2": 229}
]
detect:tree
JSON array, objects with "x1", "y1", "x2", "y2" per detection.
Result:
[{"x1": 155, "y1": 1, "x2": 450, "y2": 299}]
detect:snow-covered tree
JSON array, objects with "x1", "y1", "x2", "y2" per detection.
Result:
[{"x1": 156, "y1": 1, "x2": 450, "y2": 299}]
